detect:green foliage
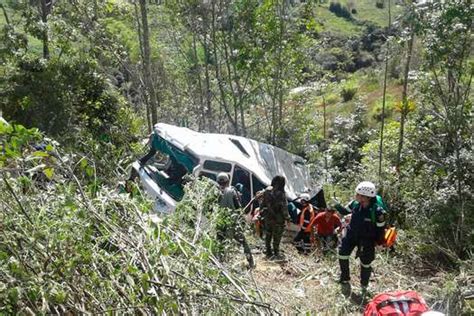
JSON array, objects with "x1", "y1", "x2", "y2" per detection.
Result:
[
  {"x1": 329, "y1": 2, "x2": 352, "y2": 20},
  {"x1": 325, "y1": 93, "x2": 339, "y2": 105},
  {"x1": 340, "y1": 81, "x2": 357, "y2": 102},
  {"x1": 1, "y1": 57, "x2": 116, "y2": 137},
  {"x1": 407, "y1": 0, "x2": 473, "y2": 259},
  {"x1": 0, "y1": 121, "x2": 41, "y2": 166},
  {"x1": 326, "y1": 102, "x2": 369, "y2": 182},
  {"x1": 275, "y1": 103, "x2": 322, "y2": 157},
  {"x1": 0, "y1": 123, "x2": 271, "y2": 314},
  {"x1": 369, "y1": 94, "x2": 397, "y2": 123},
  {"x1": 0, "y1": 54, "x2": 142, "y2": 182}
]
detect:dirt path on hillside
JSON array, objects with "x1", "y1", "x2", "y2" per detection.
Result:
[{"x1": 237, "y1": 234, "x2": 458, "y2": 315}]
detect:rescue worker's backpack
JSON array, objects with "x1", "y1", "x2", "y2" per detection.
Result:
[{"x1": 364, "y1": 290, "x2": 429, "y2": 316}]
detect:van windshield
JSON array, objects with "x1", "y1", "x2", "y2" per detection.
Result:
[
  {"x1": 143, "y1": 153, "x2": 188, "y2": 201},
  {"x1": 146, "y1": 166, "x2": 185, "y2": 201}
]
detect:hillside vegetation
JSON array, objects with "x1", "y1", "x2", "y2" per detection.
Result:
[{"x1": 0, "y1": 0, "x2": 472, "y2": 314}]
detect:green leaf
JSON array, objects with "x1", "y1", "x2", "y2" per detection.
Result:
[
  {"x1": 80, "y1": 158, "x2": 88, "y2": 169},
  {"x1": 33, "y1": 151, "x2": 49, "y2": 157},
  {"x1": 85, "y1": 166, "x2": 94, "y2": 178},
  {"x1": 43, "y1": 167, "x2": 54, "y2": 180}
]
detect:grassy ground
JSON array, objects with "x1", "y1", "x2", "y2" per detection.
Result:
[
  {"x1": 348, "y1": 0, "x2": 404, "y2": 28},
  {"x1": 315, "y1": 5, "x2": 363, "y2": 37},
  {"x1": 297, "y1": 69, "x2": 404, "y2": 139},
  {"x1": 230, "y1": 230, "x2": 468, "y2": 314},
  {"x1": 315, "y1": 0, "x2": 405, "y2": 33}
]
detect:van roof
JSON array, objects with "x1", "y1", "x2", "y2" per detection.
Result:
[{"x1": 153, "y1": 123, "x2": 319, "y2": 200}]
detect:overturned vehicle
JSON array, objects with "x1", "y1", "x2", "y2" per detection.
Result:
[{"x1": 130, "y1": 123, "x2": 326, "y2": 214}]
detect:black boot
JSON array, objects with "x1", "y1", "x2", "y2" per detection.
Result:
[
  {"x1": 360, "y1": 265, "x2": 372, "y2": 288},
  {"x1": 339, "y1": 259, "x2": 350, "y2": 283}
]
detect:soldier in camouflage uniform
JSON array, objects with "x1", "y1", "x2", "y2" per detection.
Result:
[
  {"x1": 259, "y1": 175, "x2": 289, "y2": 259},
  {"x1": 216, "y1": 172, "x2": 254, "y2": 268}
]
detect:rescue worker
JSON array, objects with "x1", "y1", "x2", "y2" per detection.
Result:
[
  {"x1": 335, "y1": 193, "x2": 388, "y2": 215},
  {"x1": 338, "y1": 181, "x2": 386, "y2": 294},
  {"x1": 216, "y1": 172, "x2": 254, "y2": 268},
  {"x1": 293, "y1": 193, "x2": 316, "y2": 254},
  {"x1": 217, "y1": 173, "x2": 241, "y2": 210},
  {"x1": 259, "y1": 175, "x2": 288, "y2": 259},
  {"x1": 310, "y1": 206, "x2": 341, "y2": 254}
]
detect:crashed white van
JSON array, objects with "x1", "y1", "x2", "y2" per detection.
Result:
[{"x1": 130, "y1": 123, "x2": 325, "y2": 214}]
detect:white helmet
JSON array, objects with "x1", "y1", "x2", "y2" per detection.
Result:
[
  {"x1": 299, "y1": 193, "x2": 311, "y2": 202},
  {"x1": 216, "y1": 172, "x2": 229, "y2": 183},
  {"x1": 355, "y1": 181, "x2": 376, "y2": 197}
]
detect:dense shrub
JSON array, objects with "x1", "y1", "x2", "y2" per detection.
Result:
[
  {"x1": 0, "y1": 56, "x2": 143, "y2": 180},
  {"x1": 1, "y1": 57, "x2": 128, "y2": 141},
  {"x1": 340, "y1": 84, "x2": 357, "y2": 102},
  {"x1": 329, "y1": 2, "x2": 352, "y2": 20},
  {"x1": 0, "y1": 121, "x2": 271, "y2": 314},
  {"x1": 327, "y1": 103, "x2": 369, "y2": 180}
]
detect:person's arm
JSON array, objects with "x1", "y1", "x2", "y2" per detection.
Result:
[
  {"x1": 278, "y1": 193, "x2": 290, "y2": 222},
  {"x1": 233, "y1": 189, "x2": 242, "y2": 209},
  {"x1": 334, "y1": 214, "x2": 342, "y2": 229},
  {"x1": 310, "y1": 212, "x2": 322, "y2": 228},
  {"x1": 335, "y1": 200, "x2": 356, "y2": 216},
  {"x1": 375, "y1": 207, "x2": 387, "y2": 240}
]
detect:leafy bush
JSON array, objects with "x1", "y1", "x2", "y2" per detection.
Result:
[
  {"x1": 329, "y1": 2, "x2": 352, "y2": 20},
  {"x1": 325, "y1": 93, "x2": 339, "y2": 105},
  {"x1": 0, "y1": 56, "x2": 143, "y2": 181},
  {"x1": 0, "y1": 121, "x2": 272, "y2": 314},
  {"x1": 1, "y1": 56, "x2": 129, "y2": 141},
  {"x1": 326, "y1": 103, "x2": 369, "y2": 180},
  {"x1": 340, "y1": 83, "x2": 357, "y2": 102}
]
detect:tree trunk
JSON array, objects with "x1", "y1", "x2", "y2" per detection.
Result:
[
  {"x1": 139, "y1": 0, "x2": 159, "y2": 125},
  {"x1": 209, "y1": 2, "x2": 238, "y2": 134},
  {"x1": 323, "y1": 96, "x2": 328, "y2": 180},
  {"x1": 40, "y1": 0, "x2": 51, "y2": 59},
  {"x1": 396, "y1": 30, "x2": 414, "y2": 170},
  {"x1": 1, "y1": 4, "x2": 10, "y2": 25},
  {"x1": 377, "y1": 0, "x2": 391, "y2": 183},
  {"x1": 192, "y1": 34, "x2": 206, "y2": 131},
  {"x1": 277, "y1": 0, "x2": 286, "y2": 131},
  {"x1": 203, "y1": 46, "x2": 214, "y2": 132}
]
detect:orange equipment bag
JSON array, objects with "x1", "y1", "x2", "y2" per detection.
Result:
[
  {"x1": 382, "y1": 226, "x2": 397, "y2": 248},
  {"x1": 364, "y1": 290, "x2": 429, "y2": 316}
]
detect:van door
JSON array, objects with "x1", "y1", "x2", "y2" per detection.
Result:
[{"x1": 231, "y1": 165, "x2": 251, "y2": 207}]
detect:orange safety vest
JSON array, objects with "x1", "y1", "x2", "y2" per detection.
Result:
[{"x1": 299, "y1": 204, "x2": 316, "y2": 233}]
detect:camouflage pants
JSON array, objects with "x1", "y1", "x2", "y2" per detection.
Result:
[
  {"x1": 264, "y1": 222, "x2": 285, "y2": 256},
  {"x1": 217, "y1": 221, "x2": 254, "y2": 267}
]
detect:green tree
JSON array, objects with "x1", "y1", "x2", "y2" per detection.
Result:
[{"x1": 410, "y1": 1, "x2": 473, "y2": 258}]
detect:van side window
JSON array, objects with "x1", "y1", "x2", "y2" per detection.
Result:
[
  {"x1": 232, "y1": 166, "x2": 251, "y2": 206},
  {"x1": 198, "y1": 171, "x2": 216, "y2": 181},
  {"x1": 252, "y1": 175, "x2": 266, "y2": 195},
  {"x1": 203, "y1": 160, "x2": 232, "y2": 172}
]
